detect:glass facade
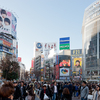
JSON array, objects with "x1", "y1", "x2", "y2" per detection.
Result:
[
  {"x1": 85, "y1": 22, "x2": 98, "y2": 68},
  {"x1": 82, "y1": 0, "x2": 100, "y2": 79}
]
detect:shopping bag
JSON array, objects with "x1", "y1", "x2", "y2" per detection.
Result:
[
  {"x1": 44, "y1": 94, "x2": 49, "y2": 100},
  {"x1": 88, "y1": 95, "x2": 93, "y2": 100}
]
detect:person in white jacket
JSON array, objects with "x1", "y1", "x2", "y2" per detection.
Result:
[{"x1": 93, "y1": 85, "x2": 100, "y2": 100}]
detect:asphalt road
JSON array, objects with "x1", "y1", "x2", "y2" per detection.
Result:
[{"x1": 35, "y1": 96, "x2": 81, "y2": 100}]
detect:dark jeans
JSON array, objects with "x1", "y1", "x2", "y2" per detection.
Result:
[{"x1": 81, "y1": 97, "x2": 87, "y2": 100}]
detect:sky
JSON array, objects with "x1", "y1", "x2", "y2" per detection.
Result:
[{"x1": 0, "y1": 0, "x2": 96, "y2": 70}]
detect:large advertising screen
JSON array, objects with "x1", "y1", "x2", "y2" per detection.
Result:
[
  {"x1": 60, "y1": 68, "x2": 69, "y2": 76},
  {"x1": 59, "y1": 60, "x2": 70, "y2": 67},
  {"x1": 0, "y1": 9, "x2": 17, "y2": 38}
]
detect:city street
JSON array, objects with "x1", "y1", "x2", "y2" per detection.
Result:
[{"x1": 35, "y1": 96, "x2": 81, "y2": 100}]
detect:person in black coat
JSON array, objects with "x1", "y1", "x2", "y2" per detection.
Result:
[
  {"x1": 40, "y1": 85, "x2": 49, "y2": 100},
  {"x1": 19, "y1": 81, "x2": 26, "y2": 100},
  {"x1": 47, "y1": 84, "x2": 52, "y2": 100},
  {"x1": 68, "y1": 82, "x2": 72, "y2": 100},
  {"x1": 13, "y1": 82, "x2": 21, "y2": 100}
]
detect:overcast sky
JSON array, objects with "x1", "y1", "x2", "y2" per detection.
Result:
[{"x1": 0, "y1": 0, "x2": 96, "y2": 70}]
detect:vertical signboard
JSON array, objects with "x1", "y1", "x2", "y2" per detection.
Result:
[
  {"x1": 71, "y1": 49, "x2": 82, "y2": 75},
  {"x1": 59, "y1": 37, "x2": 70, "y2": 50},
  {"x1": 44, "y1": 42, "x2": 57, "y2": 59}
]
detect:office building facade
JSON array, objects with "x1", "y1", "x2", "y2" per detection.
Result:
[{"x1": 82, "y1": 0, "x2": 100, "y2": 80}]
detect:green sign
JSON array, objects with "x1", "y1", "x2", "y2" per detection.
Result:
[{"x1": 60, "y1": 44, "x2": 70, "y2": 50}]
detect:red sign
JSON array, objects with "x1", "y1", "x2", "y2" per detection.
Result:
[
  {"x1": 18, "y1": 57, "x2": 22, "y2": 62},
  {"x1": 31, "y1": 60, "x2": 34, "y2": 68}
]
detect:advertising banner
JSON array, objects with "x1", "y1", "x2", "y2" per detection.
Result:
[
  {"x1": 0, "y1": 9, "x2": 17, "y2": 38},
  {"x1": 44, "y1": 43, "x2": 57, "y2": 51},
  {"x1": 35, "y1": 42, "x2": 43, "y2": 53},
  {"x1": 72, "y1": 58, "x2": 82, "y2": 72},
  {"x1": 41, "y1": 55, "x2": 44, "y2": 67},
  {"x1": 59, "y1": 37, "x2": 70, "y2": 50},
  {"x1": 74, "y1": 58, "x2": 82, "y2": 67},
  {"x1": 60, "y1": 68, "x2": 69, "y2": 76},
  {"x1": 18, "y1": 57, "x2": 22, "y2": 62},
  {"x1": 59, "y1": 60, "x2": 70, "y2": 67},
  {"x1": 71, "y1": 49, "x2": 82, "y2": 57}
]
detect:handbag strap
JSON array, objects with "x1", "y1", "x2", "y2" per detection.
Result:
[{"x1": 81, "y1": 86, "x2": 86, "y2": 92}]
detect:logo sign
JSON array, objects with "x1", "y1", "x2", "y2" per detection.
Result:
[
  {"x1": 60, "y1": 68, "x2": 69, "y2": 76},
  {"x1": 36, "y1": 43, "x2": 42, "y2": 49},
  {"x1": 71, "y1": 49, "x2": 82, "y2": 57},
  {"x1": 61, "y1": 69, "x2": 68, "y2": 74},
  {"x1": 59, "y1": 37, "x2": 70, "y2": 50}
]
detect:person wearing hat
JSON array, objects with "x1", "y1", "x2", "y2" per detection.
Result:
[
  {"x1": 40, "y1": 85, "x2": 49, "y2": 100},
  {"x1": 13, "y1": 81, "x2": 21, "y2": 100},
  {"x1": 81, "y1": 81, "x2": 89, "y2": 100}
]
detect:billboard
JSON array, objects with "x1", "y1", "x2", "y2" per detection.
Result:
[
  {"x1": 44, "y1": 42, "x2": 57, "y2": 59},
  {"x1": 35, "y1": 42, "x2": 43, "y2": 53},
  {"x1": 0, "y1": 9, "x2": 17, "y2": 38},
  {"x1": 18, "y1": 57, "x2": 22, "y2": 62},
  {"x1": 60, "y1": 68, "x2": 69, "y2": 76},
  {"x1": 71, "y1": 49, "x2": 82, "y2": 57},
  {"x1": 44, "y1": 43, "x2": 57, "y2": 51},
  {"x1": 72, "y1": 58, "x2": 82, "y2": 73},
  {"x1": 59, "y1": 60, "x2": 70, "y2": 67},
  {"x1": 41, "y1": 55, "x2": 44, "y2": 67},
  {"x1": 59, "y1": 37, "x2": 70, "y2": 50},
  {"x1": 74, "y1": 58, "x2": 82, "y2": 68},
  {"x1": 0, "y1": 46, "x2": 12, "y2": 55}
]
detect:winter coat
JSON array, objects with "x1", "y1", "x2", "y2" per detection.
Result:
[
  {"x1": 93, "y1": 91, "x2": 100, "y2": 100},
  {"x1": 40, "y1": 89, "x2": 49, "y2": 100}
]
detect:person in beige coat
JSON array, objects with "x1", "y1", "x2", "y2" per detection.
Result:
[{"x1": 93, "y1": 85, "x2": 100, "y2": 100}]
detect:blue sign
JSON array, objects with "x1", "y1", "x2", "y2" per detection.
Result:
[
  {"x1": 60, "y1": 37, "x2": 70, "y2": 44},
  {"x1": 36, "y1": 43, "x2": 42, "y2": 49}
]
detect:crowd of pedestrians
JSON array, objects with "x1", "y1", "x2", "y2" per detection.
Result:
[
  {"x1": 36, "y1": 81, "x2": 100, "y2": 100},
  {"x1": 0, "y1": 80, "x2": 100, "y2": 100},
  {"x1": 0, "y1": 81, "x2": 35, "y2": 100}
]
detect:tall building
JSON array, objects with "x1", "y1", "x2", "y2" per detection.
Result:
[
  {"x1": 82, "y1": 0, "x2": 100, "y2": 80},
  {"x1": 0, "y1": 8, "x2": 17, "y2": 78}
]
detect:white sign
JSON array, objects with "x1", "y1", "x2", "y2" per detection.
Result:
[
  {"x1": 35, "y1": 42, "x2": 43, "y2": 53},
  {"x1": 44, "y1": 43, "x2": 57, "y2": 51},
  {"x1": 60, "y1": 68, "x2": 69, "y2": 76}
]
